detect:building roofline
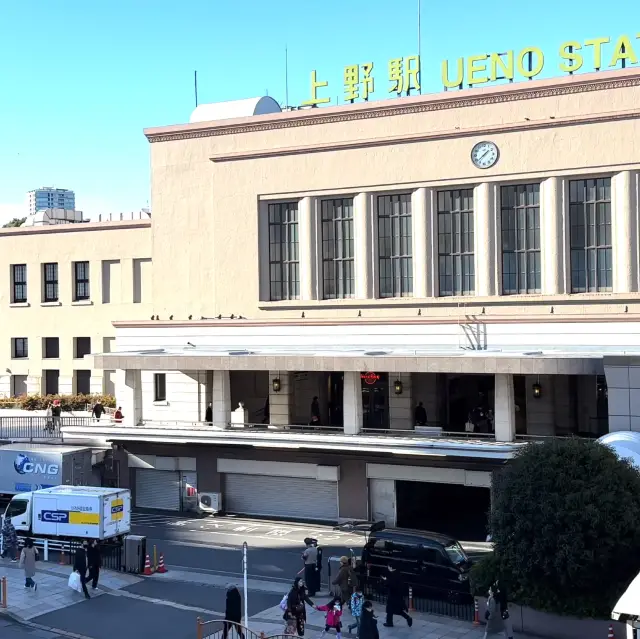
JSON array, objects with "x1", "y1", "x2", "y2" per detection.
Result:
[
  {"x1": 143, "y1": 68, "x2": 640, "y2": 143},
  {"x1": 0, "y1": 219, "x2": 151, "y2": 238},
  {"x1": 113, "y1": 312, "x2": 640, "y2": 329}
]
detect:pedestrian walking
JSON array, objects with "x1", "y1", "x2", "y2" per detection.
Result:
[
  {"x1": 114, "y1": 406, "x2": 124, "y2": 423},
  {"x1": 87, "y1": 539, "x2": 102, "y2": 589},
  {"x1": 45, "y1": 403, "x2": 54, "y2": 432},
  {"x1": 381, "y1": 564, "x2": 412, "y2": 628},
  {"x1": 1, "y1": 518, "x2": 18, "y2": 561},
  {"x1": 19, "y1": 538, "x2": 39, "y2": 590},
  {"x1": 92, "y1": 400, "x2": 105, "y2": 422},
  {"x1": 347, "y1": 584, "x2": 364, "y2": 636},
  {"x1": 483, "y1": 585, "x2": 505, "y2": 638},
  {"x1": 302, "y1": 538, "x2": 319, "y2": 596},
  {"x1": 284, "y1": 576, "x2": 315, "y2": 637},
  {"x1": 73, "y1": 541, "x2": 91, "y2": 599},
  {"x1": 309, "y1": 397, "x2": 321, "y2": 426},
  {"x1": 331, "y1": 556, "x2": 356, "y2": 606},
  {"x1": 358, "y1": 602, "x2": 379, "y2": 639},
  {"x1": 205, "y1": 402, "x2": 213, "y2": 424},
  {"x1": 317, "y1": 596, "x2": 343, "y2": 639},
  {"x1": 414, "y1": 401, "x2": 427, "y2": 426},
  {"x1": 51, "y1": 400, "x2": 62, "y2": 431},
  {"x1": 494, "y1": 580, "x2": 514, "y2": 639},
  {"x1": 223, "y1": 584, "x2": 244, "y2": 639}
]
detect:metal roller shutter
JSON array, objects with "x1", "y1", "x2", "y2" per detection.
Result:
[
  {"x1": 224, "y1": 474, "x2": 338, "y2": 521},
  {"x1": 135, "y1": 469, "x2": 181, "y2": 511}
]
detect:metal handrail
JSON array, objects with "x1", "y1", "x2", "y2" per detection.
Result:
[{"x1": 196, "y1": 619, "x2": 284, "y2": 639}]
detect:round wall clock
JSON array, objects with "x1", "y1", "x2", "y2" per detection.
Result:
[{"x1": 471, "y1": 141, "x2": 499, "y2": 169}]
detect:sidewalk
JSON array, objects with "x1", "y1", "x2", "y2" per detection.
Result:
[{"x1": 0, "y1": 558, "x2": 142, "y2": 621}]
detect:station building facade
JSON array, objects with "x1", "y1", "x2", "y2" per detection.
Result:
[{"x1": 41, "y1": 67, "x2": 640, "y2": 537}]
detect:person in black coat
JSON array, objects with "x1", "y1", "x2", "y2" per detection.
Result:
[
  {"x1": 285, "y1": 577, "x2": 315, "y2": 637},
  {"x1": 73, "y1": 542, "x2": 91, "y2": 599},
  {"x1": 87, "y1": 540, "x2": 102, "y2": 589},
  {"x1": 224, "y1": 585, "x2": 244, "y2": 639},
  {"x1": 381, "y1": 564, "x2": 412, "y2": 628},
  {"x1": 359, "y1": 601, "x2": 379, "y2": 639}
]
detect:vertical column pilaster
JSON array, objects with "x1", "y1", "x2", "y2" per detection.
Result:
[
  {"x1": 474, "y1": 183, "x2": 497, "y2": 297},
  {"x1": 494, "y1": 373, "x2": 516, "y2": 442},
  {"x1": 298, "y1": 196, "x2": 316, "y2": 300},
  {"x1": 343, "y1": 371, "x2": 363, "y2": 435},
  {"x1": 269, "y1": 371, "x2": 291, "y2": 425},
  {"x1": 412, "y1": 188, "x2": 432, "y2": 298},
  {"x1": 213, "y1": 370, "x2": 231, "y2": 426},
  {"x1": 116, "y1": 369, "x2": 142, "y2": 426},
  {"x1": 541, "y1": 177, "x2": 565, "y2": 295},
  {"x1": 354, "y1": 193, "x2": 372, "y2": 299},
  {"x1": 612, "y1": 171, "x2": 637, "y2": 294}
]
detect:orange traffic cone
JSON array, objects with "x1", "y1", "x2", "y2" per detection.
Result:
[
  {"x1": 473, "y1": 598, "x2": 480, "y2": 626},
  {"x1": 143, "y1": 553, "x2": 153, "y2": 576},
  {"x1": 608, "y1": 624, "x2": 615, "y2": 639},
  {"x1": 156, "y1": 553, "x2": 167, "y2": 574},
  {"x1": 58, "y1": 549, "x2": 66, "y2": 565}
]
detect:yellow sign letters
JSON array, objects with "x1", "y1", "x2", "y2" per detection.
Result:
[{"x1": 304, "y1": 33, "x2": 640, "y2": 107}]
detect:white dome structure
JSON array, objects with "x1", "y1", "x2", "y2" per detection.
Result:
[
  {"x1": 190, "y1": 96, "x2": 281, "y2": 124},
  {"x1": 598, "y1": 431, "x2": 640, "y2": 469}
]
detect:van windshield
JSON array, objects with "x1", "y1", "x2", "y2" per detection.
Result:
[
  {"x1": 5, "y1": 499, "x2": 28, "y2": 519},
  {"x1": 444, "y1": 541, "x2": 468, "y2": 565}
]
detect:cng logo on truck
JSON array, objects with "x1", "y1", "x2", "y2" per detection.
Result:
[
  {"x1": 110, "y1": 499, "x2": 124, "y2": 521},
  {"x1": 14, "y1": 454, "x2": 59, "y2": 476},
  {"x1": 40, "y1": 510, "x2": 100, "y2": 525}
]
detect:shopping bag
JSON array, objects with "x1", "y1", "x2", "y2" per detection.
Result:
[
  {"x1": 279, "y1": 594, "x2": 288, "y2": 611},
  {"x1": 68, "y1": 571, "x2": 82, "y2": 593},
  {"x1": 465, "y1": 421, "x2": 475, "y2": 433}
]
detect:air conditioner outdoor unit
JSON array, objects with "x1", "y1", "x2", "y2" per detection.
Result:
[{"x1": 198, "y1": 491, "x2": 222, "y2": 514}]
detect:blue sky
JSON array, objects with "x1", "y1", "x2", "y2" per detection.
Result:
[{"x1": 0, "y1": 0, "x2": 637, "y2": 223}]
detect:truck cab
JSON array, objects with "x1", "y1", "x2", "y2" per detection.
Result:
[{"x1": 2, "y1": 492, "x2": 32, "y2": 532}]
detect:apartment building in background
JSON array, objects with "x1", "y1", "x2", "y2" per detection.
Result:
[
  {"x1": 7, "y1": 67, "x2": 640, "y2": 535},
  {"x1": 28, "y1": 187, "x2": 75, "y2": 215},
  {"x1": 0, "y1": 219, "x2": 152, "y2": 398}
]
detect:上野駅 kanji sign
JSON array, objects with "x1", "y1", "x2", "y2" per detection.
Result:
[{"x1": 302, "y1": 33, "x2": 639, "y2": 106}]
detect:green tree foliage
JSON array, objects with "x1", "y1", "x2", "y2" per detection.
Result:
[
  {"x1": 483, "y1": 438, "x2": 640, "y2": 618},
  {"x1": 2, "y1": 217, "x2": 26, "y2": 228}
]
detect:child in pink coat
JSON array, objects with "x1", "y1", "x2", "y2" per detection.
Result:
[{"x1": 318, "y1": 597, "x2": 343, "y2": 639}]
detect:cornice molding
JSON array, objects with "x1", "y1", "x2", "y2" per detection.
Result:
[
  {"x1": 146, "y1": 75, "x2": 640, "y2": 144},
  {"x1": 113, "y1": 313, "x2": 640, "y2": 329},
  {"x1": 210, "y1": 109, "x2": 640, "y2": 163}
]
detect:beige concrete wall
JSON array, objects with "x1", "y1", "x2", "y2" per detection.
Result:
[
  {"x1": 145, "y1": 70, "x2": 640, "y2": 321},
  {"x1": 0, "y1": 222, "x2": 152, "y2": 397}
]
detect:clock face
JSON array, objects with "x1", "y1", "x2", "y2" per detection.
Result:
[{"x1": 471, "y1": 141, "x2": 499, "y2": 169}]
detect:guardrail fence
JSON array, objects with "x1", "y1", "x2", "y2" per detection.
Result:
[{"x1": 362, "y1": 578, "x2": 475, "y2": 622}]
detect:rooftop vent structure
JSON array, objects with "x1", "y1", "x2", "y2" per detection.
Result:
[{"x1": 190, "y1": 96, "x2": 282, "y2": 124}]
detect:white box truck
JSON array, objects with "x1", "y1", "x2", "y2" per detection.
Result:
[{"x1": 3, "y1": 485, "x2": 131, "y2": 541}]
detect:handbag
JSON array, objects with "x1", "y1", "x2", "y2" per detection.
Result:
[{"x1": 68, "y1": 571, "x2": 82, "y2": 593}]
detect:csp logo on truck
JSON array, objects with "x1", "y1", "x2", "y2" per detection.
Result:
[
  {"x1": 40, "y1": 510, "x2": 99, "y2": 525},
  {"x1": 14, "y1": 454, "x2": 59, "y2": 476}
]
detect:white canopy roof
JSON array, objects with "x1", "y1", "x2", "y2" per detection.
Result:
[
  {"x1": 612, "y1": 570, "x2": 640, "y2": 624},
  {"x1": 599, "y1": 432, "x2": 640, "y2": 469}
]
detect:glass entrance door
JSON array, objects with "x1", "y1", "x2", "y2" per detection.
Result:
[{"x1": 361, "y1": 372, "x2": 389, "y2": 429}]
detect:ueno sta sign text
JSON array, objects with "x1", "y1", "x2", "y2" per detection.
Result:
[{"x1": 302, "y1": 33, "x2": 639, "y2": 107}]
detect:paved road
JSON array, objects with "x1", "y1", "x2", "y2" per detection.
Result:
[
  {"x1": 131, "y1": 512, "x2": 367, "y2": 583},
  {"x1": 131, "y1": 512, "x2": 492, "y2": 581},
  {"x1": 0, "y1": 615, "x2": 70, "y2": 639},
  {"x1": 123, "y1": 580, "x2": 282, "y2": 615},
  {"x1": 31, "y1": 593, "x2": 218, "y2": 639}
]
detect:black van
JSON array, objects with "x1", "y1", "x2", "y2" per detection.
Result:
[{"x1": 344, "y1": 522, "x2": 473, "y2": 602}]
